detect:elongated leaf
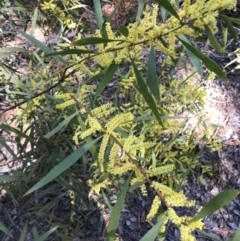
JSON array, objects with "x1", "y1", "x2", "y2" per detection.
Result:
[
  {"x1": 31, "y1": 8, "x2": 38, "y2": 36},
  {"x1": 221, "y1": 14, "x2": 240, "y2": 24},
  {"x1": 131, "y1": 59, "x2": 164, "y2": 127},
  {"x1": 107, "y1": 174, "x2": 132, "y2": 241},
  {"x1": 19, "y1": 222, "x2": 28, "y2": 241},
  {"x1": 119, "y1": 24, "x2": 129, "y2": 37},
  {"x1": 44, "y1": 111, "x2": 79, "y2": 139},
  {"x1": 128, "y1": 181, "x2": 146, "y2": 192},
  {"x1": 94, "y1": 62, "x2": 119, "y2": 100},
  {"x1": 222, "y1": 16, "x2": 238, "y2": 41},
  {"x1": 139, "y1": 219, "x2": 165, "y2": 241},
  {"x1": 197, "y1": 230, "x2": 221, "y2": 241},
  {"x1": 0, "y1": 221, "x2": 12, "y2": 238},
  {"x1": 45, "y1": 49, "x2": 96, "y2": 57},
  {"x1": 72, "y1": 37, "x2": 121, "y2": 46},
  {"x1": 24, "y1": 137, "x2": 101, "y2": 196},
  {"x1": 93, "y1": 0, "x2": 103, "y2": 30},
  {"x1": 35, "y1": 226, "x2": 58, "y2": 241},
  {"x1": 190, "y1": 189, "x2": 240, "y2": 222},
  {"x1": 205, "y1": 25, "x2": 226, "y2": 53},
  {"x1": 136, "y1": 0, "x2": 146, "y2": 22},
  {"x1": 0, "y1": 137, "x2": 17, "y2": 160},
  {"x1": 179, "y1": 38, "x2": 227, "y2": 81},
  {"x1": 147, "y1": 46, "x2": 160, "y2": 101},
  {"x1": 221, "y1": 24, "x2": 228, "y2": 48},
  {"x1": 154, "y1": 0, "x2": 180, "y2": 20},
  {"x1": 0, "y1": 174, "x2": 22, "y2": 182},
  {"x1": 18, "y1": 30, "x2": 67, "y2": 64},
  {"x1": 178, "y1": 35, "x2": 203, "y2": 76},
  {"x1": 105, "y1": 0, "x2": 122, "y2": 23},
  {"x1": 231, "y1": 225, "x2": 240, "y2": 241}
]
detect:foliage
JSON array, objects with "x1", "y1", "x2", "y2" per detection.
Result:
[{"x1": 0, "y1": 0, "x2": 240, "y2": 240}]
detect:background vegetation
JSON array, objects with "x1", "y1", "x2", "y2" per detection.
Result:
[{"x1": 1, "y1": 0, "x2": 240, "y2": 240}]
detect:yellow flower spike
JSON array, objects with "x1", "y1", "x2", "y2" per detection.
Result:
[
  {"x1": 98, "y1": 134, "x2": 110, "y2": 172},
  {"x1": 111, "y1": 162, "x2": 136, "y2": 175},
  {"x1": 147, "y1": 164, "x2": 175, "y2": 177},
  {"x1": 146, "y1": 196, "x2": 161, "y2": 222},
  {"x1": 56, "y1": 99, "x2": 75, "y2": 109}
]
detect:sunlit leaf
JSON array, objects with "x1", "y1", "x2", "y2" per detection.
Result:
[
  {"x1": 190, "y1": 189, "x2": 240, "y2": 222},
  {"x1": 93, "y1": 0, "x2": 103, "y2": 30},
  {"x1": 139, "y1": 219, "x2": 165, "y2": 241},
  {"x1": 231, "y1": 225, "x2": 240, "y2": 241}
]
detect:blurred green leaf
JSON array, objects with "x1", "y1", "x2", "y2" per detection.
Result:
[
  {"x1": 107, "y1": 174, "x2": 132, "y2": 241},
  {"x1": 72, "y1": 37, "x2": 121, "y2": 46},
  {"x1": 30, "y1": 7, "x2": 38, "y2": 36},
  {"x1": 119, "y1": 24, "x2": 129, "y2": 37},
  {"x1": 197, "y1": 230, "x2": 221, "y2": 241},
  {"x1": 136, "y1": 0, "x2": 146, "y2": 22},
  {"x1": 19, "y1": 222, "x2": 28, "y2": 241},
  {"x1": 221, "y1": 14, "x2": 240, "y2": 24},
  {"x1": 93, "y1": 0, "x2": 103, "y2": 30},
  {"x1": 35, "y1": 226, "x2": 58, "y2": 241},
  {"x1": 94, "y1": 62, "x2": 119, "y2": 100},
  {"x1": 154, "y1": 0, "x2": 180, "y2": 20},
  {"x1": 221, "y1": 25, "x2": 228, "y2": 48},
  {"x1": 191, "y1": 189, "x2": 240, "y2": 222},
  {"x1": 24, "y1": 137, "x2": 101, "y2": 196},
  {"x1": 18, "y1": 30, "x2": 67, "y2": 64},
  {"x1": 231, "y1": 225, "x2": 240, "y2": 241},
  {"x1": 0, "y1": 137, "x2": 17, "y2": 160},
  {"x1": 45, "y1": 49, "x2": 96, "y2": 57},
  {"x1": 0, "y1": 221, "x2": 12, "y2": 238},
  {"x1": 179, "y1": 38, "x2": 227, "y2": 81},
  {"x1": 128, "y1": 181, "x2": 146, "y2": 192},
  {"x1": 0, "y1": 174, "x2": 22, "y2": 182},
  {"x1": 44, "y1": 111, "x2": 79, "y2": 139},
  {"x1": 139, "y1": 218, "x2": 165, "y2": 241},
  {"x1": 147, "y1": 46, "x2": 160, "y2": 101},
  {"x1": 222, "y1": 16, "x2": 238, "y2": 41},
  {"x1": 179, "y1": 35, "x2": 203, "y2": 76},
  {"x1": 205, "y1": 25, "x2": 226, "y2": 53},
  {"x1": 131, "y1": 59, "x2": 164, "y2": 127}
]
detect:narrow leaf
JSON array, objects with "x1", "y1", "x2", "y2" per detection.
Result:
[
  {"x1": 0, "y1": 174, "x2": 22, "y2": 182},
  {"x1": 72, "y1": 37, "x2": 121, "y2": 46},
  {"x1": 139, "y1": 219, "x2": 165, "y2": 241},
  {"x1": 44, "y1": 112, "x2": 79, "y2": 139},
  {"x1": 119, "y1": 24, "x2": 129, "y2": 37},
  {"x1": 147, "y1": 46, "x2": 160, "y2": 101},
  {"x1": 35, "y1": 226, "x2": 58, "y2": 241},
  {"x1": 107, "y1": 174, "x2": 132, "y2": 241},
  {"x1": 232, "y1": 225, "x2": 240, "y2": 241},
  {"x1": 205, "y1": 25, "x2": 226, "y2": 53},
  {"x1": 93, "y1": 0, "x2": 103, "y2": 30},
  {"x1": 178, "y1": 35, "x2": 203, "y2": 76},
  {"x1": 19, "y1": 222, "x2": 28, "y2": 241},
  {"x1": 18, "y1": 30, "x2": 67, "y2": 64},
  {"x1": 94, "y1": 62, "x2": 119, "y2": 100},
  {"x1": 45, "y1": 49, "x2": 96, "y2": 57},
  {"x1": 154, "y1": 0, "x2": 180, "y2": 20},
  {"x1": 222, "y1": 16, "x2": 238, "y2": 41},
  {"x1": 128, "y1": 181, "x2": 146, "y2": 192},
  {"x1": 0, "y1": 221, "x2": 12, "y2": 238},
  {"x1": 179, "y1": 38, "x2": 227, "y2": 81},
  {"x1": 136, "y1": 0, "x2": 146, "y2": 22},
  {"x1": 24, "y1": 137, "x2": 101, "y2": 196},
  {"x1": 190, "y1": 189, "x2": 240, "y2": 222},
  {"x1": 31, "y1": 8, "x2": 38, "y2": 36},
  {"x1": 131, "y1": 59, "x2": 164, "y2": 126},
  {"x1": 221, "y1": 14, "x2": 240, "y2": 24}
]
